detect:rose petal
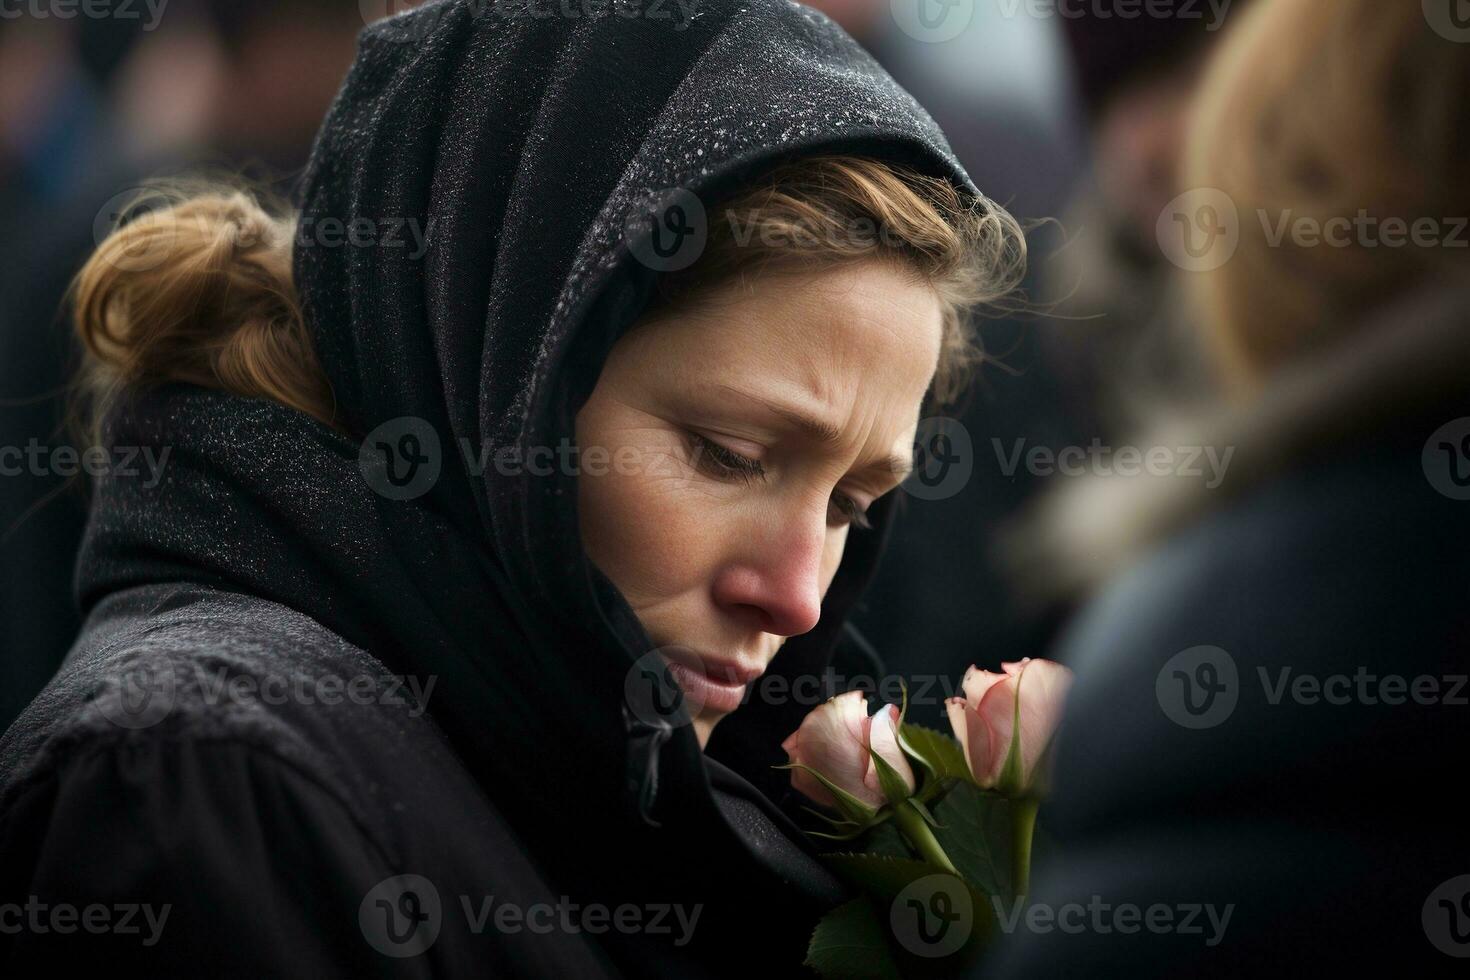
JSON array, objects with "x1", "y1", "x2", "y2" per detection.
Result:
[
  {"x1": 961, "y1": 665, "x2": 1011, "y2": 707},
  {"x1": 1011, "y1": 659, "x2": 1073, "y2": 788},
  {"x1": 786, "y1": 690, "x2": 882, "y2": 808},
  {"x1": 947, "y1": 695, "x2": 1000, "y2": 788},
  {"x1": 863, "y1": 703, "x2": 916, "y2": 801},
  {"x1": 974, "y1": 672, "x2": 1020, "y2": 787}
]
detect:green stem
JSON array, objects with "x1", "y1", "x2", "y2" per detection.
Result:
[
  {"x1": 1011, "y1": 797, "x2": 1040, "y2": 899},
  {"x1": 893, "y1": 801, "x2": 958, "y2": 874}
]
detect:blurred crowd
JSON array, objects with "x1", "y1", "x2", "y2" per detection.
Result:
[
  {"x1": 0, "y1": 0, "x2": 1259, "y2": 732},
  {"x1": 0, "y1": 0, "x2": 1437, "y2": 738},
  {"x1": 2, "y1": 1, "x2": 363, "y2": 730}
]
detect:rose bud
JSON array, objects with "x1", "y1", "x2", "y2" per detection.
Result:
[
  {"x1": 780, "y1": 690, "x2": 916, "y2": 811},
  {"x1": 945, "y1": 657, "x2": 1073, "y2": 797}
]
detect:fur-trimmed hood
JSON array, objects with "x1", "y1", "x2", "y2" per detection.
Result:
[{"x1": 1011, "y1": 281, "x2": 1470, "y2": 599}]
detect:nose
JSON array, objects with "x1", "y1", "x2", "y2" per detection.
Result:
[{"x1": 710, "y1": 500, "x2": 828, "y2": 638}]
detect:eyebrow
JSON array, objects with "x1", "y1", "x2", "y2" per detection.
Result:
[{"x1": 712, "y1": 382, "x2": 914, "y2": 482}]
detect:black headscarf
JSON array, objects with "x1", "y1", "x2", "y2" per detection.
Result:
[{"x1": 78, "y1": 0, "x2": 979, "y2": 965}]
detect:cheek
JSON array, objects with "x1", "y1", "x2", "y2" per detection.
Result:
[
  {"x1": 576, "y1": 420, "x2": 714, "y2": 605},
  {"x1": 820, "y1": 527, "x2": 848, "y2": 597}
]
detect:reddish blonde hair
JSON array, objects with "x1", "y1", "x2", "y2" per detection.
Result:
[
  {"x1": 72, "y1": 158, "x2": 1025, "y2": 440},
  {"x1": 1185, "y1": 0, "x2": 1470, "y2": 390}
]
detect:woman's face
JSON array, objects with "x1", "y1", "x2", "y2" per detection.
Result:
[{"x1": 575, "y1": 258, "x2": 944, "y2": 747}]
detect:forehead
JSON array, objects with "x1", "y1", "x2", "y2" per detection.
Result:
[{"x1": 659, "y1": 260, "x2": 945, "y2": 395}]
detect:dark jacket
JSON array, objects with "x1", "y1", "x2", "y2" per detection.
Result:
[
  {"x1": 0, "y1": 0, "x2": 986, "y2": 975},
  {"x1": 991, "y1": 284, "x2": 1470, "y2": 977}
]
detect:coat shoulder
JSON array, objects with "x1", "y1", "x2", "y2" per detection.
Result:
[{"x1": 0, "y1": 583, "x2": 450, "y2": 847}]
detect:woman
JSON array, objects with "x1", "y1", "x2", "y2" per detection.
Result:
[
  {"x1": 997, "y1": 0, "x2": 1469, "y2": 975},
  {"x1": 0, "y1": 0, "x2": 1023, "y2": 975}
]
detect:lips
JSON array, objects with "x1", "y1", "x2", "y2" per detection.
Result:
[{"x1": 658, "y1": 648, "x2": 765, "y2": 715}]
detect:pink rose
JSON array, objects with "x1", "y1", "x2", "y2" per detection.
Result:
[
  {"x1": 781, "y1": 690, "x2": 917, "y2": 810},
  {"x1": 945, "y1": 658, "x2": 1073, "y2": 796}
]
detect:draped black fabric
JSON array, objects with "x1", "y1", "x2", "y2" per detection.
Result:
[{"x1": 61, "y1": 0, "x2": 981, "y2": 969}]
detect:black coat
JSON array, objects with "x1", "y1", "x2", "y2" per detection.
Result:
[
  {"x1": 988, "y1": 285, "x2": 1470, "y2": 977},
  {"x1": 1, "y1": 0, "x2": 983, "y2": 975}
]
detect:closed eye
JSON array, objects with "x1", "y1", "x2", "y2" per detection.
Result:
[
  {"x1": 690, "y1": 433, "x2": 765, "y2": 484},
  {"x1": 688, "y1": 433, "x2": 873, "y2": 531}
]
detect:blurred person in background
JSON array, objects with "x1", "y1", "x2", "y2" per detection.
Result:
[
  {"x1": 996, "y1": 0, "x2": 1470, "y2": 973},
  {"x1": 804, "y1": 0, "x2": 1083, "y2": 223},
  {"x1": 2, "y1": 13, "x2": 147, "y2": 738},
  {"x1": 805, "y1": 0, "x2": 1090, "y2": 725},
  {"x1": 1041, "y1": 0, "x2": 1253, "y2": 435},
  {"x1": 0, "y1": 1, "x2": 362, "y2": 734}
]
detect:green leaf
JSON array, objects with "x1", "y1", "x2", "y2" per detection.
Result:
[
  {"x1": 816, "y1": 858, "x2": 998, "y2": 976},
  {"x1": 898, "y1": 722, "x2": 972, "y2": 786},
  {"x1": 861, "y1": 817, "x2": 913, "y2": 861},
  {"x1": 925, "y1": 781, "x2": 1017, "y2": 900},
  {"x1": 774, "y1": 762, "x2": 879, "y2": 826},
  {"x1": 909, "y1": 796, "x2": 943, "y2": 829},
  {"x1": 807, "y1": 827, "x2": 875, "y2": 843},
  {"x1": 822, "y1": 853, "x2": 950, "y2": 903},
  {"x1": 867, "y1": 747, "x2": 913, "y2": 808},
  {"x1": 804, "y1": 898, "x2": 903, "y2": 980}
]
